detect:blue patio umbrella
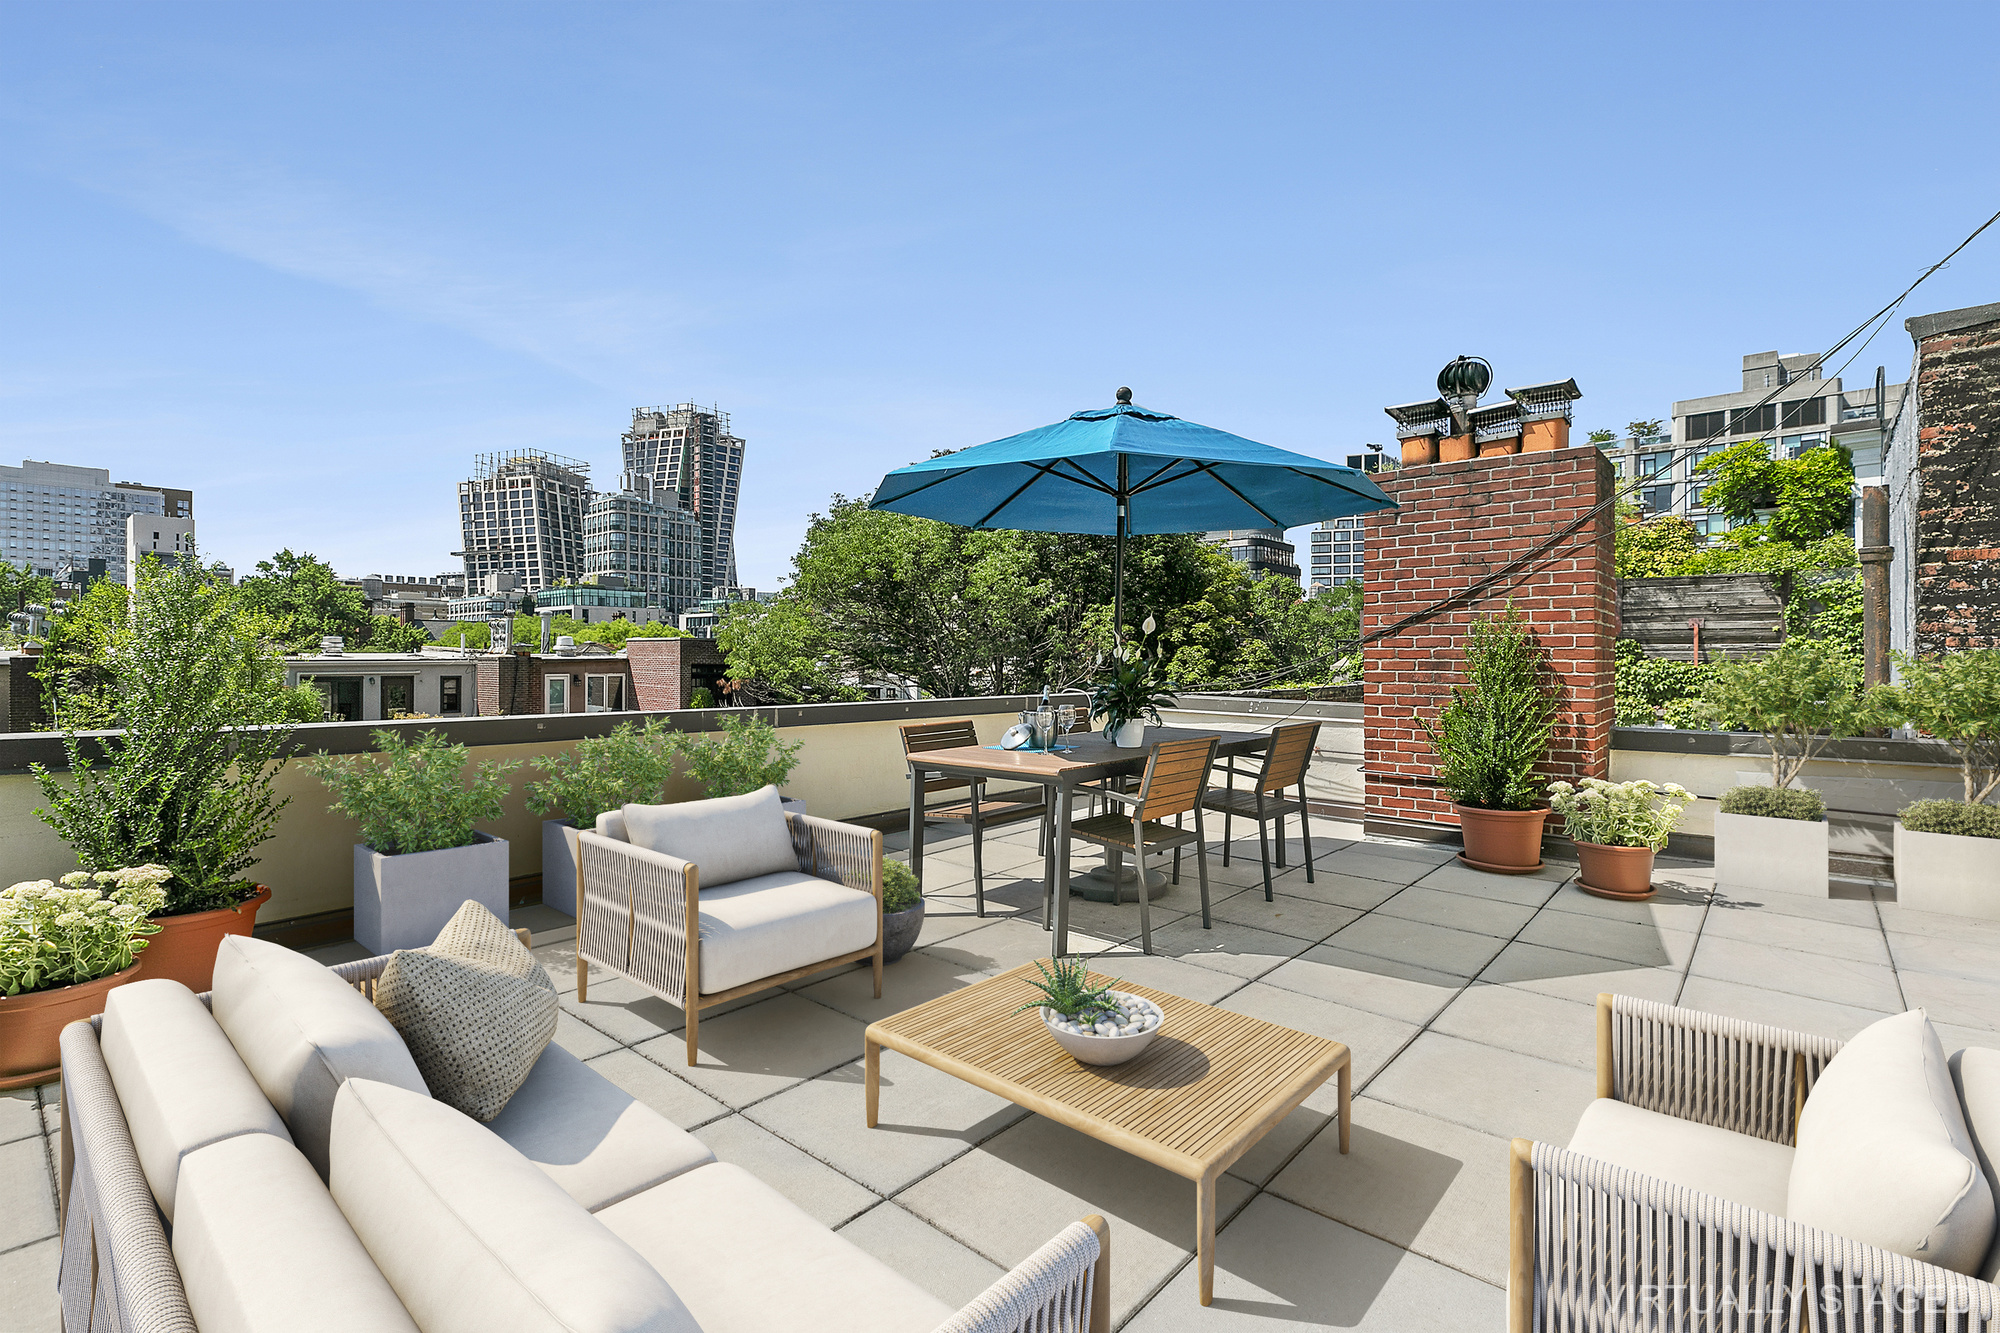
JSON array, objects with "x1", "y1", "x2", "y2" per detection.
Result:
[{"x1": 868, "y1": 389, "x2": 1399, "y2": 642}]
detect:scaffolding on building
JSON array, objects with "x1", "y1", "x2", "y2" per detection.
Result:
[{"x1": 470, "y1": 449, "x2": 592, "y2": 482}]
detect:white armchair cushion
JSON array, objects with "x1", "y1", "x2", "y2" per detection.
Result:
[
  {"x1": 487, "y1": 1043, "x2": 716, "y2": 1212},
  {"x1": 696, "y1": 870, "x2": 878, "y2": 995},
  {"x1": 598, "y1": 1163, "x2": 952, "y2": 1333},
  {"x1": 100, "y1": 978, "x2": 292, "y2": 1222},
  {"x1": 1950, "y1": 1046, "x2": 2000, "y2": 1282},
  {"x1": 622, "y1": 786, "x2": 797, "y2": 889},
  {"x1": 1789, "y1": 1008, "x2": 1995, "y2": 1274},
  {"x1": 211, "y1": 934, "x2": 429, "y2": 1180},
  {"x1": 1567, "y1": 1097, "x2": 1792, "y2": 1217},
  {"x1": 330, "y1": 1078, "x2": 700, "y2": 1333},
  {"x1": 173, "y1": 1132, "x2": 418, "y2": 1333}
]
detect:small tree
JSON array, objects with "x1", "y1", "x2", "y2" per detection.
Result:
[
  {"x1": 525, "y1": 721, "x2": 676, "y2": 827},
  {"x1": 1585, "y1": 428, "x2": 1618, "y2": 447},
  {"x1": 304, "y1": 730, "x2": 520, "y2": 855},
  {"x1": 32, "y1": 551, "x2": 305, "y2": 915},
  {"x1": 1701, "y1": 639, "x2": 1879, "y2": 790},
  {"x1": 1885, "y1": 651, "x2": 2000, "y2": 804},
  {"x1": 669, "y1": 714, "x2": 803, "y2": 799},
  {"x1": 1422, "y1": 610, "x2": 1558, "y2": 811},
  {"x1": 1627, "y1": 418, "x2": 1665, "y2": 440}
]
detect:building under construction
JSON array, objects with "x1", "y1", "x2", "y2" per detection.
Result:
[
  {"x1": 621, "y1": 404, "x2": 743, "y2": 596},
  {"x1": 456, "y1": 450, "x2": 592, "y2": 594}
]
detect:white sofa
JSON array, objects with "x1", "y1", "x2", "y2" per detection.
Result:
[
  {"x1": 56, "y1": 933, "x2": 1109, "y2": 1333},
  {"x1": 1509, "y1": 993, "x2": 2000, "y2": 1332}
]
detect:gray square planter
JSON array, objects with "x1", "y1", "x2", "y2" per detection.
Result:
[
  {"x1": 541, "y1": 819, "x2": 582, "y2": 917},
  {"x1": 1714, "y1": 811, "x2": 1828, "y2": 897},
  {"x1": 354, "y1": 831, "x2": 511, "y2": 955},
  {"x1": 1895, "y1": 823, "x2": 2000, "y2": 920}
]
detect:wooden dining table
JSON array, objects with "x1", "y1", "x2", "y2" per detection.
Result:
[{"x1": 906, "y1": 724, "x2": 1272, "y2": 956}]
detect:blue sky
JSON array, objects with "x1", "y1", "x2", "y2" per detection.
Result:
[{"x1": 4, "y1": 2, "x2": 1999, "y2": 592}]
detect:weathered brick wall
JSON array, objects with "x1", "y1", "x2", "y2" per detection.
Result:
[
  {"x1": 627, "y1": 637, "x2": 724, "y2": 711},
  {"x1": 1362, "y1": 448, "x2": 1616, "y2": 832},
  {"x1": 1913, "y1": 317, "x2": 2000, "y2": 653}
]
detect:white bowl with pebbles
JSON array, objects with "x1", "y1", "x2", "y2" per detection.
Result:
[{"x1": 1040, "y1": 992, "x2": 1165, "y2": 1066}]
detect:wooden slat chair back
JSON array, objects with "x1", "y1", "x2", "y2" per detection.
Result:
[
  {"x1": 1205, "y1": 721, "x2": 1321, "y2": 901},
  {"x1": 1065, "y1": 735, "x2": 1219, "y2": 955},
  {"x1": 899, "y1": 717, "x2": 1045, "y2": 918}
]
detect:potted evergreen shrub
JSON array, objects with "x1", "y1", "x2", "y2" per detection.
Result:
[
  {"x1": 668, "y1": 713, "x2": 805, "y2": 809},
  {"x1": 0, "y1": 866, "x2": 169, "y2": 1088},
  {"x1": 1423, "y1": 610, "x2": 1558, "y2": 873},
  {"x1": 1883, "y1": 650, "x2": 2000, "y2": 917},
  {"x1": 304, "y1": 730, "x2": 521, "y2": 953},
  {"x1": 1700, "y1": 639, "x2": 1876, "y2": 897},
  {"x1": 1546, "y1": 778, "x2": 1691, "y2": 901},
  {"x1": 525, "y1": 720, "x2": 676, "y2": 915},
  {"x1": 881, "y1": 859, "x2": 924, "y2": 963},
  {"x1": 31, "y1": 552, "x2": 311, "y2": 991}
]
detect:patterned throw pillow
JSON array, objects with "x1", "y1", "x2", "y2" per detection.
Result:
[{"x1": 375, "y1": 901, "x2": 557, "y2": 1122}]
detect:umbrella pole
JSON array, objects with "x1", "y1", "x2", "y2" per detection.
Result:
[{"x1": 1113, "y1": 455, "x2": 1128, "y2": 652}]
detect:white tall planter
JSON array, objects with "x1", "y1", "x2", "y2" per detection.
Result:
[
  {"x1": 1714, "y1": 812, "x2": 1828, "y2": 897},
  {"x1": 1895, "y1": 823, "x2": 2000, "y2": 920},
  {"x1": 1113, "y1": 721, "x2": 1147, "y2": 748},
  {"x1": 540, "y1": 820, "x2": 581, "y2": 917},
  {"x1": 354, "y1": 832, "x2": 511, "y2": 954}
]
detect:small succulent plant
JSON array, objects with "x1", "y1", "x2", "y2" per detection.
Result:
[{"x1": 1015, "y1": 956, "x2": 1122, "y2": 1024}]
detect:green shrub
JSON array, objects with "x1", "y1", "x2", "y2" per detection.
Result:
[
  {"x1": 1898, "y1": 799, "x2": 2000, "y2": 840},
  {"x1": 526, "y1": 721, "x2": 675, "y2": 828},
  {"x1": 0, "y1": 867, "x2": 170, "y2": 995},
  {"x1": 688, "y1": 687, "x2": 717, "y2": 709},
  {"x1": 1423, "y1": 610, "x2": 1557, "y2": 810},
  {"x1": 304, "y1": 729, "x2": 521, "y2": 855},
  {"x1": 1719, "y1": 785, "x2": 1826, "y2": 822},
  {"x1": 1883, "y1": 650, "x2": 2000, "y2": 804},
  {"x1": 669, "y1": 714, "x2": 803, "y2": 799},
  {"x1": 1700, "y1": 639, "x2": 1880, "y2": 789},
  {"x1": 882, "y1": 860, "x2": 921, "y2": 913},
  {"x1": 1614, "y1": 639, "x2": 1713, "y2": 727}
]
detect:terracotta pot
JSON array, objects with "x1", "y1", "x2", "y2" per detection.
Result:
[
  {"x1": 0, "y1": 963, "x2": 140, "y2": 1089},
  {"x1": 1454, "y1": 805, "x2": 1548, "y2": 874},
  {"x1": 1575, "y1": 842, "x2": 1657, "y2": 901},
  {"x1": 136, "y1": 884, "x2": 272, "y2": 992}
]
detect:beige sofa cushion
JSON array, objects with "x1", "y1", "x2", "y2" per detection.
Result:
[
  {"x1": 696, "y1": 870, "x2": 878, "y2": 994},
  {"x1": 598, "y1": 1162, "x2": 953, "y2": 1333},
  {"x1": 1950, "y1": 1047, "x2": 2000, "y2": 1283},
  {"x1": 99, "y1": 978, "x2": 292, "y2": 1222},
  {"x1": 1567, "y1": 1097, "x2": 1792, "y2": 1217},
  {"x1": 487, "y1": 1043, "x2": 715, "y2": 1212},
  {"x1": 173, "y1": 1132, "x2": 418, "y2": 1333},
  {"x1": 330, "y1": 1078, "x2": 699, "y2": 1333},
  {"x1": 1790, "y1": 1009, "x2": 1994, "y2": 1274},
  {"x1": 623, "y1": 786, "x2": 797, "y2": 888},
  {"x1": 375, "y1": 903, "x2": 558, "y2": 1122},
  {"x1": 211, "y1": 934, "x2": 428, "y2": 1180}
]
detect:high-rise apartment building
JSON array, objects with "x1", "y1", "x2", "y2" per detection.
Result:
[
  {"x1": 456, "y1": 451, "x2": 592, "y2": 592},
  {"x1": 0, "y1": 460, "x2": 179, "y2": 582},
  {"x1": 116, "y1": 482, "x2": 192, "y2": 519},
  {"x1": 621, "y1": 405, "x2": 744, "y2": 595},
  {"x1": 583, "y1": 472, "x2": 703, "y2": 618},
  {"x1": 1309, "y1": 516, "x2": 1366, "y2": 589},
  {"x1": 1205, "y1": 528, "x2": 1300, "y2": 584}
]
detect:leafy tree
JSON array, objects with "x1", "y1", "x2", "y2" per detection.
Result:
[
  {"x1": 234, "y1": 549, "x2": 431, "y2": 652},
  {"x1": 1614, "y1": 510, "x2": 1701, "y2": 579},
  {"x1": 1627, "y1": 419, "x2": 1665, "y2": 439},
  {"x1": 1693, "y1": 440, "x2": 1853, "y2": 543},
  {"x1": 1883, "y1": 651, "x2": 2000, "y2": 804},
  {"x1": 1700, "y1": 638, "x2": 1880, "y2": 789},
  {"x1": 718, "y1": 596, "x2": 864, "y2": 703},
  {"x1": 1585, "y1": 428, "x2": 1618, "y2": 447},
  {"x1": 32, "y1": 550, "x2": 306, "y2": 914}
]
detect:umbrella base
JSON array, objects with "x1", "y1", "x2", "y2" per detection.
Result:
[{"x1": 1072, "y1": 861, "x2": 1170, "y2": 902}]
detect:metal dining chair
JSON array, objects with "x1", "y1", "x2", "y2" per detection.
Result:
[
  {"x1": 1064, "y1": 734, "x2": 1218, "y2": 954},
  {"x1": 900, "y1": 719, "x2": 1047, "y2": 916},
  {"x1": 1202, "y1": 721, "x2": 1321, "y2": 901}
]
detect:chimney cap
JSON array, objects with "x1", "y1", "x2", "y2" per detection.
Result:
[{"x1": 1436, "y1": 355, "x2": 1492, "y2": 401}]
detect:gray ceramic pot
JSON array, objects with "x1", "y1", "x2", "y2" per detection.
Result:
[{"x1": 882, "y1": 900, "x2": 925, "y2": 963}]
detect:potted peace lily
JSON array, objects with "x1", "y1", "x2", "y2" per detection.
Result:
[
  {"x1": 1700, "y1": 640, "x2": 1875, "y2": 898},
  {"x1": 0, "y1": 866, "x2": 170, "y2": 1088},
  {"x1": 526, "y1": 720, "x2": 676, "y2": 915},
  {"x1": 305, "y1": 729, "x2": 520, "y2": 954},
  {"x1": 1424, "y1": 610, "x2": 1558, "y2": 873},
  {"x1": 1090, "y1": 652, "x2": 1176, "y2": 748},
  {"x1": 1883, "y1": 650, "x2": 2000, "y2": 918},
  {"x1": 1546, "y1": 779, "x2": 1691, "y2": 901}
]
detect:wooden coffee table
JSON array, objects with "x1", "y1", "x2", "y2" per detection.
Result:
[{"x1": 865, "y1": 961, "x2": 1351, "y2": 1305}]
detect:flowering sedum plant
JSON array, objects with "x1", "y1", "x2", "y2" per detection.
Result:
[
  {"x1": 1546, "y1": 779, "x2": 1691, "y2": 851},
  {"x1": 1, "y1": 865, "x2": 171, "y2": 996}
]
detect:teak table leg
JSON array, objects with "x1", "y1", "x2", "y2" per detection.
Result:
[
  {"x1": 1196, "y1": 1171, "x2": 1218, "y2": 1305},
  {"x1": 865, "y1": 1036, "x2": 880, "y2": 1128}
]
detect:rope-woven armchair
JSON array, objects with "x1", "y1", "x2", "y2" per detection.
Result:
[
  {"x1": 1509, "y1": 993, "x2": 2000, "y2": 1332},
  {"x1": 575, "y1": 809, "x2": 885, "y2": 1065}
]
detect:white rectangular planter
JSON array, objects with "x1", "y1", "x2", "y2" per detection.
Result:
[
  {"x1": 354, "y1": 832, "x2": 511, "y2": 955},
  {"x1": 541, "y1": 819, "x2": 581, "y2": 917},
  {"x1": 1714, "y1": 811, "x2": 1829, "y2": 897},
  {"x1": 1895, "y1": 823, "x2": 2000, "y2": 921}
]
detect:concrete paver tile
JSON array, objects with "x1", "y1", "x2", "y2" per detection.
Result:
[
  {"x1": 1896, "y1": 969, "x2": 2000, "y2": 1032},
  {"x1": 1515, "y1": 911, "x2": 1697, "y2": 970},
  {"x1": 0, "y1": 1238, "x2": 59, "y2": 1333},
  {"x1": 692, "y1": 1113, "x2": 879, "y2": 1228},
  {"x1": 582, "y1": 1047, "x2": 730, "y2": 1128},
  {"x1": 654, "y1": 992, "x2": 869, "y2": 1109},
  {"x1": 835, "y1": 1202, "x2": 1007, "y2": 1312},
  {"x1": 1365, "y1": 1032, "x2": 1596, "y2": 1146},
  {"x1": 0, "y1": 1137, "x2": 57, "y2": 1252},
  {"x1": 1262, "y1": 946, "x2": 1463, "y2": 1026},
  {"x1": 1372, "y1": 885, "x2": 1540, "y2": 941},
  {"x1": 0, "y1": 1089, "x2": 42, "y2": 1147},
  {"x1": 1429, "y1": 981, "x2": 1598, "y2": 1071},
  {"x1": 1325, "y1": 914, "x2": 1510, "y2": 980},
  {"x1": 1138, "y1": 917, "x2": 1309, "y2": 981},
  {"x1": 1687, "y1": 934, "x2": 1904, "y2": 1012},
  {"x1": 1478, "y1": 940, "x2": 1685, "y2": 1007},
  {"x1": 1674, "y1": 975, "x2": 1901, "y2": 1042},
  {"x1": 1207, "y1": 889, "x2": 1361, "y2": 943}
]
